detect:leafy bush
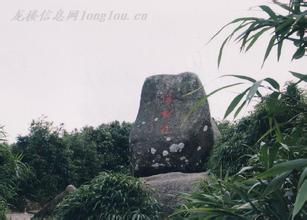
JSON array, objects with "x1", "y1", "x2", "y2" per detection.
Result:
[
  {"x1": 0, "y1": 127, "x2": 28, "y2": 215},
  {"x1": 12, "y1": 119, "x2": 72, "y2": 203},
  {"x1": 64, "y1": 121, "x2": 132, "y2": 186},
  {"x1": 55, "y1": 172, "x2": 161, "y2": 220},
  {"x1": 0, "y1": 198, "x2": 6, "y2": 220},
  {"x1": 12, "y1": 119, "x2": 132, "y2": 205},
  {"x1": 209, "y1": 114, "x2": 264, "y2": 176},
  {"x1": 0, "y1": 145, "x2": 18, "y2": 204},
  {"x1": 174, "y1": 82, "x2": 307, "y2": 220},
  {"x1": 209, "y1": 83, "x2": 305, "y2": 176},
  {"x1": 172, "y1": 1, "x2": 307, "y2": 219},
  {"x1": 0, "y1": 145, "x2": 11, "y2": 220}
]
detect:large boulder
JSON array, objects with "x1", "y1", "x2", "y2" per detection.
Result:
[
  {"x1": 142, "y1": 172, "x2": 207, "y2": 215},
  {"x1": 130, "y1": 72, "x2": 214, "y2": 177}
]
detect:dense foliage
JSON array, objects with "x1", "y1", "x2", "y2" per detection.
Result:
[
  {"x1": 55, "y1": 172, "x2": 161, "y2": 220},
  {"x1": 215, "y1": 0, "x2": 307, "y2": 66},
  {"x1": 0, "y1": 128, "x2": 27, "y2": 218},
  {"x1": 12, "y1": 119, "x2": 132, "y2": 205},
  {"x1": 174, "y1": 84, "x2": 307, "y2": 219},
  {"x1": 0, "y1": 144, "x2": 10, "y2": 219},
  {"x1": 64, "y1": 121, "x2": 132, "y2": 186},
  {"x1": 209, "y1": 83, "x2": 306, "y2": 176},
  {"x1": 173, "y1": 1, "x2": 307, "y2": 219},
  {"x1": 12, "y1": 120, "x2": 72, "y2": 204}
]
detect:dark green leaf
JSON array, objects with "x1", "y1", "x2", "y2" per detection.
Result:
[
  {"x1": 245, "y1": 27, "x2": 271, "y2": 52},
  {"x1": 183, "y1": 83, "x2": 242, "y2": 124},
  {"x1": 298, "y1": 168, "x2": 307, "y2": 188},
  {"x1": 224, "y1": 88, "x2": 249, "y2": 119},
  {"x1": 222, "y1": 74, "x2": 256, "y2": 83},
  {"x1": 262, "y1": 35, "x2": 276, "y2": 67},
  {"x1": 260, "y1": 144, "x2": 269, "y2": 169},
  {"x1": 290, "y1": 71, "x2": 307, "y2": 82},
  {"x1": 208, "y1": 17, "x2": 259, "y2": 43},
  {"x1": 263, "y1": 171, "x2": 291, "y2": 196},
  {"x1": 292, "y1": 180, "x2": 307, "y2": 219},
  {"x1": 275, "y1": 18, "x2": 294, "y2": 33},
  {"x1": 292, "y1": 47, "x2": 305, "y2": 60},
  {"x1": 264, "y1": 78, "x2": 280, "y2": 90},
  {"x1": 277, "y1": 39, "x2": 283, "y2": 61},
  {"x1": 259, "y1": 5, "x2": 277, "y2": 20},
  {"x1": 218, "y1": 37, "x2": 229, "y2": 67},
  {"x1": 234, "y1": 100, "x2": 246, "y2": 118},
  {"x1": 274, "y1": 1, "x2": 294, "y2": 12},
  {"x1": 258, "y1": 159, "x2": 307, "y2": 178}
]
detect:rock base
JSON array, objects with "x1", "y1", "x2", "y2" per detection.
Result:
[{"x1": 142, "y1": 172, "x2": 207, "y2": 216}]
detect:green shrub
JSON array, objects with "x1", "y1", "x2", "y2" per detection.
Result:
[
  {"x1": 0, "y1": 198, "x2": 6, "y2": 220},
  {"x1": 209, "y1": 83, "x2": 305, "y2": 176},
  {"x1": 173, "y1": 84, "x2": 307, "y2": 219},
  {"x1": 12, "y1": 119, "x2": 72, "y2": 203},
  {"x1": 12, "y1": 118, "x2": 132, "y2": 207},
  {"x1": 209, "y1": 117, "x2": 261, "y2": 175},
  {"x1": 0, "y1": 145, "x2": 18, "y2": 203},
  {"x1": 0, "y1": 126, "x2": 28, "y2": 214},
  {"x1": 55, "y1": 172, "x2": 161, "y2": 220},
  {"x1": 64, "y1": 121, "x2": 132, "y2": 186}
]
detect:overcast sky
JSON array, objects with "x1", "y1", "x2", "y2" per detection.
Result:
[{"x1": 0, "y1": 0, "x2": 305, "y2": 142}]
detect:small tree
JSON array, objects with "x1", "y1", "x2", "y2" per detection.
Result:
[{"x1": 13, "y1": 119, "x2": 72, "y2": 203}]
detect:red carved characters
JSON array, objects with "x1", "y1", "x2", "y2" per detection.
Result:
[
  {"x1": 160, "y1": 124, "x2": 169, "y2": 134},
  {"x1": 160, "y1": 110, "x2": 172, "y2": 119}
]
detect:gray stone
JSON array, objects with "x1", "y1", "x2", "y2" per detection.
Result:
[
  {"x1": 142, "y1": 172, "x2": 207, "y2": 215},
  {"x1": 130, "y1": 72, "x2": 214, "y2": 176},
  {"x1": 211, "y1": 117, "x2": 221, "y2": 142}
]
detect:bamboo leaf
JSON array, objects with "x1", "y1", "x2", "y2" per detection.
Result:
[
  {"x1": 262, "y1": 35, "x2": 276, "y2": 67},
  {"x1": 222, "y1": 74, "x2": 256, "y2": 83},
  {"x1": 274, "y1": 1, "x2": 294, "y2": 12},
  {"x1": 258, "y1": 159, "x2": 307, "y2": 178},
  {"x1": 274, "y1": 118, "x2": 283, "y2": 143},
  {"x1": 208, "y1": 17, "x2": 259, "y2": 43},
  {"x1": 245, "y1": 27, "x2": 271, "y2": 52},
  {"x1": 264, "y1": 78, "x2": 280, "y2": 90},
  {"x1": 224, "y1": 88, "x2": 249, "y2": 119},
  {"x1": 263, "y1": 171, "x2": 291, "y2": 196},
  {"x1": 260, "y1": 5, "x2": 277, "y2": 20},
  {"x1": 234, "y1": 100, "x2": 246, "y2": 118},
  {"x1": 275, "y1": 18, "x2": 294, "y2": 34},
  {"x1": 290, "y1": 71, "x2": 307, "y2": 82},
  {"x1": 277, "y1": 39, "x2": 283, "y2": 61},
  {"x1": 183, "y1": 83, "x2": 242, "y2": 125},
  {"x1": 292, "y1": 47, "x2": 305, "y2": 60},
  {"x1": 218, "y1": 37, "x2": 229, "y2": 67},
  {"x1": 298, "y1": 168, "x2": 307, "y2": 188},
  {"x1": 292, "y1": 180, "x2": 307, "y2": 219},
  {"x1": 238, "y1": 22, "x2": 259, "y2": 51}
]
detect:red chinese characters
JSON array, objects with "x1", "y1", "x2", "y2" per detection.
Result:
[
  {"x1": 160, "y1": 110, "x2": 172, "y2": 118},
  {"x1": 160, "y1": 124, "x2": 169, "y2": 134}
]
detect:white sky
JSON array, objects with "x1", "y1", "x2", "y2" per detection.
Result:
[{"x1": 0, "y1": 0, "x2": 305, "y2": 142}]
